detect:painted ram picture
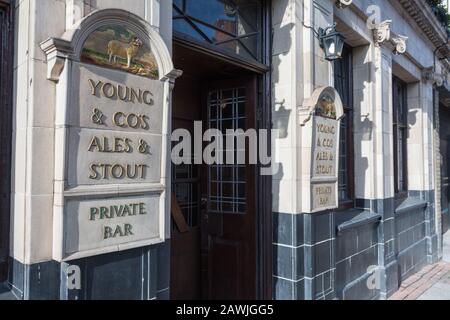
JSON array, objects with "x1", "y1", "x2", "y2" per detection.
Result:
[{"x1": 81, "y1": 25, "x2": 159, "y2": 79}]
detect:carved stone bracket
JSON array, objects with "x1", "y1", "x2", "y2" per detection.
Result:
[
  {"x1": 373, "y1": 20, "x2": 392, "y2": 46},
  {"x1": 391, "y1": 35, "x2": 408, "y2": 55},
  {"x1": 423, "y1": 67, "x2": 445, "y2": 87},
  {"x1": 372, "y1": 20, "x2": 408, "y2": 55},
  {"x1": 40, "y1": 38, "x2": 74, "y2": 82}
]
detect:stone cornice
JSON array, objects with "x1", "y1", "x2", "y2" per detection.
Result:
[{"x1": 396, "y1": 0, "x2": 450, "y2": 65}]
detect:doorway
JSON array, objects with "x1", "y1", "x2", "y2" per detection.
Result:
[
  {"x1": 0, "y1": 0, "x2": 14, "y2": 282},
  {"x1": 170, "y1": 42, "x2": 263, "y2": 300}
]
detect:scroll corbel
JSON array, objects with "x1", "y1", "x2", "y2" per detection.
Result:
[
  {"x1": 391, "y1": 35, "x2": 408, "y2": 55},
  {"x1": 373, "y1": 20, "x2": 392, "y2": 46},
  {"x1": 423, "y1": 67, "x2": 445, "y2": 87}
]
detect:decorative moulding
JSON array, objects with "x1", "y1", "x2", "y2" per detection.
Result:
[
  {"x1": 40, "y1": 8, "x2": 181, "y2": 83},
  {"x1": 373, "y1": 20, "x2": 392, "y2": 46},
  {"x1": 40, "y1": 38, "x2": 74, "y2": 81},
  {"x1": 391, "y1": 35, "x2": 408, "y2": 55},
  {"x1": 372, "y1": 20, "x2": 408, "y2": 55},
  {"x1": 423, "y1": 67, "x2": 445, "y2": 87},
  {"x1": 299, "y1": 86, "x2": 345, "y2": 126}
]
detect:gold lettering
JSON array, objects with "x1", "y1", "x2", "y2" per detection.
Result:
[
  {"x1": 88, "y1": 79, "x2": 103, "y2": 96},
  {"x1": 113, "y1": 112, "x2": 126, "y2": 127},
  {"x1": 88, "y1": 136, "x2": 102, "y2": 152},
  {"x1": 127, "y1": 164, "x2": 138, "y2": 179},
  {"x1": 102, "y1": 82, "x2": 117, "y2": 99},
  {"x1": 89, "y1": 164, "x2": 100, "y2": 179},
  {"x1": 112, "y1": 112, "x2": 150, "y2": 130},
  {"x1": 118, "y1": 85, "x2": 130, "y2": 101},
  {"x1": 130, "y1": 88, "x2": 143, "y2": 104},
  {"x1": 127, "y1": 113, "x2": 140, "y2": 129},
  {"x1": 141, "y1": 115, "x2": 150, "y2": 130},
  {"x1": 142, "y1": 91, "x2": 154, "y2": 106},
  {"x1": 87, "y1": 78, "x2": 154, "y2": 105},
  {"x1": 88, "y1": 164, "x2": 149, "y2": 180},
  {"x1": 111, "y1": 164, "x2": 125, "y2": 179},
  {"x1": 124, "y1": 138, "x2": 132, "y2": 153}
]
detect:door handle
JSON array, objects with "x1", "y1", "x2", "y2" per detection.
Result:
[{"x1": 201, "y1": 197, "x2": 208, "y2": 210}]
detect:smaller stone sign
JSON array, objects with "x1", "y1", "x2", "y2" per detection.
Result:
[
  {"x1": 65, "y1": 195, "x2": 160, "y2": 256},
  {"x1": 299, "y1": 87, "x2": 344, "y2": 213}
]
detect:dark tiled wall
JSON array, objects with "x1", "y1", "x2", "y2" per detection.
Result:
[
  {"x1": 273, "y1": 191, "x2": 438, "y2": 300},
  {"x1": 336, "y1": 221, "x2": 379, "y2": 300},
  {"x1": 395, "y1": 191, "x2": 438, "y2": 281},
  {"x1": 8, "y1": 241, "x2": 170, "y2": 300},
  {"x1": 273, "y1": 213, "x2": 304, "y2": 300}
]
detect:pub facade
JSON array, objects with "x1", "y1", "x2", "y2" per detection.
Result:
[{"x1": 0, "y1": 0, "x2": 449, "y2": 300}]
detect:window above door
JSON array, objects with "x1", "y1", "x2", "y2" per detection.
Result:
[{"x1": 173, "y1": 0, "x2": 264, "y2": 64}]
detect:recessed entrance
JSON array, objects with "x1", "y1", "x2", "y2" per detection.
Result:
[{"x1": 170, "y1": 42, "x2": 262, "y2": 300}]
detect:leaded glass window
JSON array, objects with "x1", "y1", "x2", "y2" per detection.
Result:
[
  {"x1": 334, "y1": 45, "x2": 354, "y2": 206},
  {"x1": 173, "y1": 0, "x2": 263, "y2": 62},
  {"x1": 172, "y1": 159, "x2": 200, "y2": 228},
  {"x1": 208, "y1": 88, "x2": 247, "y2": 214},
  {"x1": 393, "y1": 77, "x2": 408, "y2": 195}
]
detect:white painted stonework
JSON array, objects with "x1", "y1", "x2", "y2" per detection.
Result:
[
  {"x1": 40, "y1": 9, "x2": 180, "y2": 261},
  {"x1": 299, "y1": 86, "x2": 344, "y2": 213}
]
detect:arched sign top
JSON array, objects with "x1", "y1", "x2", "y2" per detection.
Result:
[
  {"x1": 80, "y1": 25, "x2": 159, "y2": 79},
  {"x1": 299, "y1": 87, "x2": 345, "y2": 126},
  {"x1": 41, "y1": 9, "x2": 180, "y2": 82}
]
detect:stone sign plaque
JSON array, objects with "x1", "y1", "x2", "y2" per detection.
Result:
[
  {"x1": 66, "y1": 63, "x2": 164, "y2": 187},
  {"x1": 312, "y1": 116, "x2": 338, "y2": 178},
  {"x1": 299, "y1": 87, "x2": 343, "y2": 213},
  {"x1": 65, "y1": 195, "x2": 161, "y2": 256},
  {"x1": 311, "y1": 115, "x2": 340, "y2": 212},
  {"x1": 41, "y1": 11, "x2": 180, "y2": 261}
]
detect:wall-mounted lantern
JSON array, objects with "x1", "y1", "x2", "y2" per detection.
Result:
[
  {"x1": 318, "y1": 24, "x2": 346, "y2": 61},
  {"x1": 335, "y1": 0, "x2": 353, "y2": 9}
]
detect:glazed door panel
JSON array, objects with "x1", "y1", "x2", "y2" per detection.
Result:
[{"x1": 201, "y1": 77, "x2": 257, "y2": 300}]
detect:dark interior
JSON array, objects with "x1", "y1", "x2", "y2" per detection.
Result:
[{"x1": 170, "y1": 42, "x2": 256, "y2": 300}]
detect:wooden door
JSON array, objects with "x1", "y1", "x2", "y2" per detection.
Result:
[
  {"x1": 200, "y1": 77, "x2": 257, "y2": 300},
  {"x1": 170, "y1": 72, "x2": 202, "y2": 300},
  {"x1": 0, "y1": 0, "x2": 14, "y2": 281}
]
